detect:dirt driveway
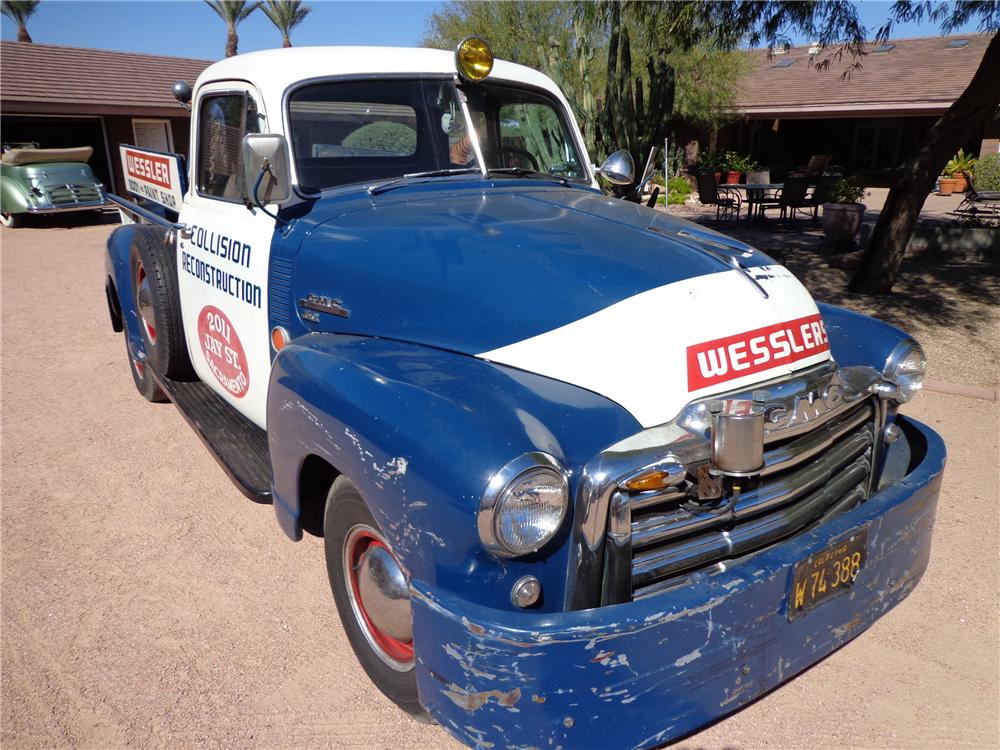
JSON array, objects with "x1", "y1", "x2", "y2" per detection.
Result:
[{"x1": 2, "y1": 221, "x2": 998, "y2": 749}]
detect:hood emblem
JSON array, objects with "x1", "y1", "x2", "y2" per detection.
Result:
[
  {"x1": 673, "y1": 227, "x2": 769, "y2": 299},
  {"x1": 299, "y1": 294, "x2": 350, "y2": 319}
]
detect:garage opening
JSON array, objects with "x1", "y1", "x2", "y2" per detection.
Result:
[{"x1": 2, "y1": 115, "x2": 114, "y2": 191}]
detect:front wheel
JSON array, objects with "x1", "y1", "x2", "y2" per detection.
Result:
[
  {"x1": 324, "y1": 476, "x2": 425, "y2": 718},
  {"x1": 0, "y1": 212, "x2": 24, "y2": 228}
]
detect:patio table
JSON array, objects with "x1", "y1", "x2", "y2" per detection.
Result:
[{"x1": 731, "y1": 183, "x2": 783, "y2": 222}]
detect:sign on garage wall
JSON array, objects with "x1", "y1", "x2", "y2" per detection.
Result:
[{"x1": 118, "y1": 144, "x2": 186, "y2": 211}]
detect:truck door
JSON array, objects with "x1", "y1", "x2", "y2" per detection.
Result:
[{"x1": 177, "y1": 82, "x2": 274, "y2": 429}]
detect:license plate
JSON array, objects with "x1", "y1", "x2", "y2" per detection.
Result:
[{"x1": 788, "y1": 528, "x2": 868, "y2": 621}]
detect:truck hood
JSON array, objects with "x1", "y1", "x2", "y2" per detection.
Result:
[{"x1": 294, "y1": 183, "x2": 831, "y2": 427}]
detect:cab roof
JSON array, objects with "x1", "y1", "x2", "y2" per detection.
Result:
[{"x1": 195, "y1": 46, "x2": 565, "y2": 101}]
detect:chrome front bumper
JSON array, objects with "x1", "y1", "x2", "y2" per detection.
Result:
[{"x1": 411, "y1": 415, "x2": 945, "y2": 749}]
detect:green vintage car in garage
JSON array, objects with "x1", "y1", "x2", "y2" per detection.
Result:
[{"x1": 0, "y1": 145, "x2": 109, "y2": 227}]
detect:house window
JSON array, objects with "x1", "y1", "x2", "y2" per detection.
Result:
[
  {"x1": 132, "y1": 118, "x2": 173, "y2": 153},
  {"x1": 852, "y1": 121, "x2": 902, "y2": 170}
]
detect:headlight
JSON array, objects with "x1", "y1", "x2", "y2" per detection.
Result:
[
  {"x1": 478, "y1": 452, "x2": 569, "y2": 558},
  {"x1": 883, "y1": 341, "x2": 926, "y2": 403}
]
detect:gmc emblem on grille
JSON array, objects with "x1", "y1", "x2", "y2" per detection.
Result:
[{"x1": 766, "y1": 381, "x2": 846, "y2": 431}]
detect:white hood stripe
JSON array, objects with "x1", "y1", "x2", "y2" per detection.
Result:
[{"x1": 478, "y1": 266, "x2": 830, "y2": 428}]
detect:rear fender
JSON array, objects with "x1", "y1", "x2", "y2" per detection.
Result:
[
  {"x1": 105, "y1": 223, "x2": 173, "y2": 355},
  {"x1": 267, "y1": 333, "x2": 640, "y2": 612}
]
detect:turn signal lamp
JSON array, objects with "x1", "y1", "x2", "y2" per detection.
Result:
[
  {"x1": 455, "y1": 36, "x2": 494, "y2": 82},
  {"x1": 621, "y1": 459, "x2": 687, "y2": 492},
  {"x1": 270, "y1": 326, "x2": 290, "y2": 352}
]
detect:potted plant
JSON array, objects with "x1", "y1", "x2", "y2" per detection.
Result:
[
  {"x1": 822, "y1": 176, "x2": 868, "y2": 247},
  {"x1": 697, "y1": 149, "x2": 724, "y2": 184},
  {"x1": 938, "y1": 173, "x2": 957, "y2": 196},
  {"x1": 944, "y1": 149, "x2": 976, "y2": 193},
  {"x1": 722, "y1": 151, "x2": 747, "y2": 184},
  {"x1": 746, "y1": 160, "x2": 770, "y2": 185}
]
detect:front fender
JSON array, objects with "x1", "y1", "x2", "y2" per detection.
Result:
[
  {"x1": 0, "y1": 174, "x2": 31, "y2": 214},
  {"x1": 818, "y1": 302, "x2": 916, "y2": 371},
  {"x1": 267, "y1": 333, "x2": 641, "y2": 611}
]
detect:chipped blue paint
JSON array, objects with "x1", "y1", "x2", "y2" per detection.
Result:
[{"x1": 411, "y1": 416, "x2": 944, "y2": 749}]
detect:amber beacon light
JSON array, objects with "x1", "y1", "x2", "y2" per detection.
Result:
[{"x1": 455, "y1": 36, "x2": 494, "y2": 81}]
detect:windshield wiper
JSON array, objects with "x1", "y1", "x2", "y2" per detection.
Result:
[
  {"x1": 487, "y1": 167, "x2": 570, "y2": 187},
  {"x1": 368, "y1": 167, "x2": 482, "y2": 196}
]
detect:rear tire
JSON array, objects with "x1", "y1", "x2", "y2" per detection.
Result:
[
  {"x1": 324, "y1": 476, "x2": 426, "y2": 719},
  {"x1": 124, "y1": 321, "x2": 166, "y2": 402},
  {"x1": 129, "y1": 228, "x2": 191, "y2": 379}
]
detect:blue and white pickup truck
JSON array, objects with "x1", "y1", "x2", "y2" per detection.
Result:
[{"x1": 104, "y1": 39, "x2": 945, "y2": 749}]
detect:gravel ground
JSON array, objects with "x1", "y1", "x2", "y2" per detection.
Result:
[{"x1": 2, "y1": 218, "x2": 998, "y2": 749}]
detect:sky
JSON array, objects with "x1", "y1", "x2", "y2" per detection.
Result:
[{"x1": 0, "y1": 1, "x2": 987, "y2": 61}]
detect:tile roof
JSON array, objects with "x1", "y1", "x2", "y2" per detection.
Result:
[
  {"x1": 1, "y1": 41, "x2": 212, "y2": 113},
  {"x1": 734, "y1": 33, "x2": 992, "y2": 116}
]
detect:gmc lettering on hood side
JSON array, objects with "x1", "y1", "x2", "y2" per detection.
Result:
[{"x1": 687, "y1": 314, "x2": 829, "y2": 391}]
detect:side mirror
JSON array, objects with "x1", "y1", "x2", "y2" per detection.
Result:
[
  {"x1": 241, "y1": 133, "x2": 292, "y2": 207},
  {"x1": 173, "y1": 80, "x2": 192, "y2": 106},
  {"x1": 597, "y1": 149, "x2": 635, "y2": 186}
]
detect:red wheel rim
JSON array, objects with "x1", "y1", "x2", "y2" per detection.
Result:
[
  {"x1": 136, "y1": 263, "x2": 157, "y2": 343},
  {"x1": 345, "y1": 528, "x2": 414, "y2": 667}
]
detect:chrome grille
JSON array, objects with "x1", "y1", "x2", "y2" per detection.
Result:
[
  {"x1": 46, "y1": 184, "x2": 103, "y2": 206},
  {"x1": 627, "y1": 398, "x2": 877, "y2": 600}
]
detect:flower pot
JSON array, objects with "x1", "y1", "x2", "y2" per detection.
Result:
[
  {"x1": 938, "y1": 178, "x2": 957, "y2": 196},
  {"x1": 822, "y1": 202, "x2": 866, "y2": 247},
  {"x1": 725, "y1": 171, "x2": 741, "y2": 184},
  {"x1": 950, "y1": 174, "x2": 967, "y2": 193},
  {"x1": 713, "y1": 172, "x2": 721, "y2": 185}
]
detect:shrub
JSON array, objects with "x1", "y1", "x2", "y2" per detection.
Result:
[
  {"x1": 342, "y1": 121, "x2": 417, "y2": 155},
  {"x1": 974, "y1": 153, "x2": 1000, "y2": 191},
  {"x1": 828, "y1": 176, "x2": 867, "y2": 205},
  {"x1": 667, "y1": 175, "x2": 692, "y2": 204}
]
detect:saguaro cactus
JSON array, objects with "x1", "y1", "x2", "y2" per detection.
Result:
[{"x1": 595, "y1": 2, "x2": 675, "y2": 193}]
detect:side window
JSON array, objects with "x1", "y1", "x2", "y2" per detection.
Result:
[
  {"x1": 497, "y1": 102, "x2": 584, "y2": 179},
  {"x1": 197, "y1": 93, "x2": 260, "y2": 201}
]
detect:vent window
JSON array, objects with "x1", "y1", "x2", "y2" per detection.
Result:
[
  {"x1": 872, "y1": 43, "x2": 896, "y2": 53},
  {"x1": 772, "y1": 58, "x2": 798, "y2": 68},
  {"x1": 946, "y1": 39, "x2": 970, "y2": 48}
]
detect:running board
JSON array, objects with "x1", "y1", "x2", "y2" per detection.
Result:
[{"x1": 154, "y1": 374, "x2": 273, "y2": 504}]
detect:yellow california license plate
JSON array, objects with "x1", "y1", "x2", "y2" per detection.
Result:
[{"x1": 788, "y1": 528, "x2": 868, "y2": 621}]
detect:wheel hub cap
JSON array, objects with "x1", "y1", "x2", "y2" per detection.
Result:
[
  {"x1": 136, "y1": 264, "x2": 156, "y2": 343},
  {"x1": 344, "y1": 525, "x2": 414, "y2": 670}
]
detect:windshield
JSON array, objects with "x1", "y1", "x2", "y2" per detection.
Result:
[{"x1": 287, "y1": 78, "x2": 587, "y2": 191}]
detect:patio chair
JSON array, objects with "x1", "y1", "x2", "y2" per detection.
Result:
[
  {"x1": 759, "y1": 175, "x2": 812, "y2": 223},
  {"x1": 806, "y1": 177, "x2": 837, "y2": 222},
  {"x1": 956, "y1": 170, "x2": 1000, "y2": 218},
  {"x1": 696, "y1": 171, "x2": 742, "y2": 221},
  {"x1": 805, "y1": 154, "x2": 833, "y2": 175}
]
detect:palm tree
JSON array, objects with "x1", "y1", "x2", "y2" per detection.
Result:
[
  {"x1": 261, "y1": 0, "x2": 310, "y2": 48},
  {"x1": 1, "y1": 0, "x2": 40, "y2": 43},
  {"x1": 204, "y1": 0, "x2": 260, "y2": 58}
]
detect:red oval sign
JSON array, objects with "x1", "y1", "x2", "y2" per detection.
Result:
[{"x1": 197, "y1": 305, "x2": 249, "y2": 398}]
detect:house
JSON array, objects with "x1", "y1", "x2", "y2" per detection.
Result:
[
  {"x1": 0, "y1": 42, "x2": 212, "y2": 193},
  {"x1": 719, "y1": 34, "x2": 997, "y2": 181}
]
